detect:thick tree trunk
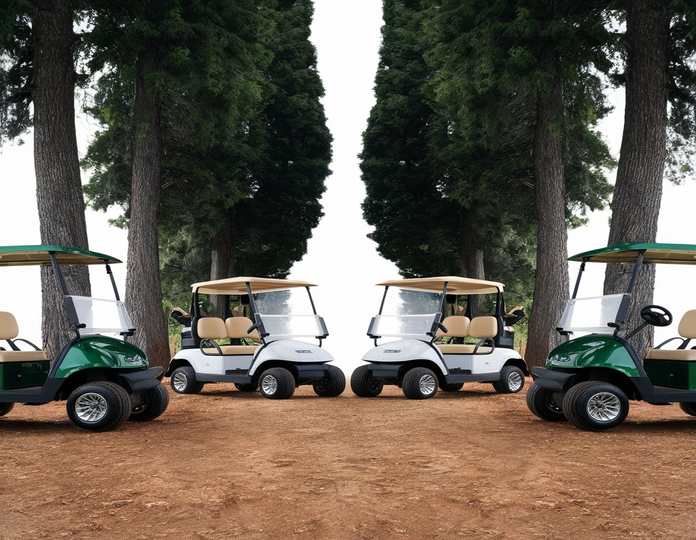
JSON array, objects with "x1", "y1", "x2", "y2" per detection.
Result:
[
  {"x1": 603, "y1": 0, "x2": 670, "y2": 358},
  {"x1": 525, "y1": 77, "x2": 569, "y2": 368},
  {"x1": 459, "y1": 216, "x2": 485, "y2": 314},
  {"x1": 210, "y1": 221, "x2": 235, "y2": 317},
  {"x1": 32, "y1": 0, "x2": 91, "y2": 360},
  {"x1": 125, "y1": 59, "x2": 170, "y2": 369}
]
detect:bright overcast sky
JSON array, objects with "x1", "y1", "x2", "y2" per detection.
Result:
[{"x1": 1, "y1": 0, "x2": 695, "y2": 367}]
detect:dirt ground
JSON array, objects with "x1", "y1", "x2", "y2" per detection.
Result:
[{"x1": 2, "y1": 377, "x2": 696, "y2": 540}]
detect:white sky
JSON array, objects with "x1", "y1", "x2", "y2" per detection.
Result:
[{"x1": 1, "y1": 0, "x2": 695, "y2": 369}]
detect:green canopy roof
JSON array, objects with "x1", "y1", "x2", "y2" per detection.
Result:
[
  {"x1": 569, "y1": 243, "x2": 696, "y2": 264},
  {"x1": 0, "y1": 245, "x2": 121, "y2": 267}
]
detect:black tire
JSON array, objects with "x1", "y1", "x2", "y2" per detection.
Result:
[
  {"x1": 526, "y1": 382, "x2": 566, "y2": 422},
  {"x1": 440, "y1": 383, "x2": 464, "y2": 392},
  {"x1": 313, "y1": 365, "x2": 346, "y2": 397},
  {"x1": 170, "y1": 366, "x2": 204, "y2": 394},
  {"x1": 258, "y1": 367, "x2": 295, "y2": 399},
  {"x1": 492, "y1": 365, "x2": 525, "y2": 394},
  {"x1": 562, "y1": 381, "x2": 629, "y2": 431},
  {"x1": 0, "y1": 402, "x2": 14, "y2": 417},
  {"x1": 129, "y1": 383, "x2": 169, "y2": 422},
  {"x1": 350, "y1": 365, "x2": 383, "y2": 397},
  {"x1": 402, "y1": 367, "x2": 438, "y2": 400},
  {"x1": 235, "y1": 383, "x2": 257, "y2": 392},
  {"x1": 679, "y1": 402, "x2": 696, "y2": 416},
  {"x1": 66, "y1": 382, "x2": 131, "y2": 431}
]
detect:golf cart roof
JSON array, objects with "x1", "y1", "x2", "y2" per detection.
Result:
[
  {"x1": 0, "y1": 245, "x2": 121, "y2": 266},
  {"x1": 191, "y1": 276, "x2": 318, "y2": 295},
  {"x1": 569, "y1": 243, "x2": 696, "y2": 264},
  {"x1": 376, "y1": 276, "x2": 504, "y2": 294}
]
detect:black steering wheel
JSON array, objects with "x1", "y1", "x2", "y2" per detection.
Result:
[{"x1": 640, "y1": 305, "x2": 673, "y2": 327}]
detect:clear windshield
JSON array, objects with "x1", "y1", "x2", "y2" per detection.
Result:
[
  {"x1": 68, "y1": 295, "x2": 134, "y2": 335},
  {"x1": 557, "y1": 294, "x2": 627, "y2": 334},
  {"x1": 371, "y1": 288, "x2": 443, "y2": 339},
  {"x1": 253, "y1": 288, "x2": 326, "y2": 339}
]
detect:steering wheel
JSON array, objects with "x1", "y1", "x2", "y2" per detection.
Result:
[{"x1": 640, "y1": 305, "x2": 673, "y2": 327}]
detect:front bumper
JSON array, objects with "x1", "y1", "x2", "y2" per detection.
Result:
[
  {"x1": 531, "y1": 366, "x2": 575, "y2": 392},
  {"x1": 118, "y1": 367, "x2": 163, "y2": 393}
]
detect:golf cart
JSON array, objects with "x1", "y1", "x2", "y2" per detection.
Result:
[
  {"x1": 352, "y1": 276, "x2": 528, "y2": 399},
  {"x1": 165, "y1": 277, "x2": 344, "y2": 399},
  {"x1": 527, "y1": 242, "x2": 696, "y2": 431},
  {"x1": 0, "y1": 245, "x2": 168, "y2": 431}
]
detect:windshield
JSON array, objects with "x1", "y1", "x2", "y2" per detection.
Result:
[
  {"x1": 557, "y1": 294, "x2": 627, "y2": 334},
  {"x1": 253, "y1": 288, "x2": 326, "y2": 339},
  {"x1": 371, "y1": 288, "x2": 443, "y2": 339},
  {"x1": 67, "y1": 296, "x2": 134, "y2": 335}
]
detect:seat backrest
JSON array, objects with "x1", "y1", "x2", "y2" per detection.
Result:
[
  {"x1": 436, "y1": 316, "x2": 470, "y2": 338},
  {"x1": 679, "y1": 310, "x2": 696, "y2": 339},
  {"x1": 0, "y1": 311, "x2": 19, "y2": 340},
  {"x1": 197, "y1": 317, "x2": 227, "y2": 340},
  {"x1": 469, "y1": 316, "x2": 498, "y2": 339},
  {"x1": 225, "y1": 317, "x2": 259, "y2": 339}
]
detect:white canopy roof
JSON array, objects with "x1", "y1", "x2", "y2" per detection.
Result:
[
  {"x1": 191, "y1": 277, "x2": 317, "y2": 295},
  {"x1": 376, "y1": 276, "x2": 504, "y2": 294}
]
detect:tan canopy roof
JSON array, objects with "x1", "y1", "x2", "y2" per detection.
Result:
[
  {"x1": 191, "y1": 276, "x2": 317, "y2": 295},
  {"x1": 376, "y1": 276, "x2": 504, "y2": 294}
]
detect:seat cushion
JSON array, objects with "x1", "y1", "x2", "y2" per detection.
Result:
[
  {"x1": 436, "y1": 316, "x2": 470, "y2": 338},
  {"x1": 0, "y1": 350, "x2": 48, "y2": 363},
  {"x1": 436, "y1": 344, "x2": 492, "y2": 355},
  {"x1": 645, "y1": 348, "x2": 696, "y2": 361},
  {"x1": 202, "y1": 345, "x2": 259, "y2": 356}
]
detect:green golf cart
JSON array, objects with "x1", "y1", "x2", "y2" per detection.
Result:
[
  {"x1": 0, "y1": 245, "x2": 168, "y2": 431},
  {"x1": 528, "y1": 242, "x2": 696, "y2": 431}
]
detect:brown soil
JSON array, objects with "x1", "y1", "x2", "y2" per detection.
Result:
[{"x1": 2, "y1": 379, "x2": 696, "y2": 539}]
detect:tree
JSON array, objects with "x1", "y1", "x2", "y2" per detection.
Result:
[{"x1": 1, "y1": 1, "x2": 91, "y2": 359}]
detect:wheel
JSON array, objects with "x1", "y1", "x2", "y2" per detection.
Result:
[
  {"x1": 402, "y1": 367, "x2": 438, "y2": 399},
  {"x1": 258, "y1": 367, "x2": 295, "y2": 399},
  {"x1": 562, "y1": 381, "x2": 629, "y2": 431},
  {"x1": 493, "y1": 365, "x2": 525, "y2": 393},
  {"x1": 0, "y1": 403, "x2": 14, "y2": 417},
  {"x1": 170, "y1": 366, "x2": 204, "y2": 394},
  {"x1": 66, "y1": 382, "x2": 131, "y2": 431},
  {"x1": 440, "y1": 383, "x2": 464, "y2": 392},
  {"x1": 129, "y1": 383, "x2": 169, "y2": 422},
  {"x1": 679, "y1": 402, "x2": 696, "y2": 416},
  {"x1": 526, "y1": 382, "x2": 566, "y2": 422},
  {"x1": 350, "y1": 365, "x2": 383, "y2": 397},
  {"x1": 235, "y1": 383, "x2": 257, "y2": 392},
  {"x1": 313, "y1": 365, "x2": 346, "y2": 397}
]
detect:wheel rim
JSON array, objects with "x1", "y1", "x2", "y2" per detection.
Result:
[
  {"x1": 261, "y1": 375, "x2": 278, "y2": 395},
  {"x1": 74, "y1": 392, "x2": 108, "y2": 423},
  {"x1": 315, "y1": 379, "x2": 329, "y2": 392},
  {"x1": 587, "y1": 391, "x2": 621, "y2": 422},
  {"x1": 545, "y1": 392, "x2": 563, "y2": 413},
  {"x1": 172, "y1": 371, "x2": 188, "y2": 392},
  {"x1": 367, "y1": 377, "x2": 381, "y2": 393},
  {"x1": 508, "y1": 371, "x2": 523, "y2": 391},
  {"x1": 419, "y1": 374, "x2": 436, "y2": 395}
]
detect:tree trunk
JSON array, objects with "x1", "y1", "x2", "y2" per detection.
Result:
[
  {"x1": 459, "y1": 216, "x2": 485, "y2": 314},
  {"x1": 125, "y1": 57, "x2": 170, "y2": 370},
  {"x1": 525, "y1": 76, "x2": 569, "y2": 368},
  {"x1": 32, "y1": 0, "x2": 91, "y2": 360},
  {"x1": 603, "y1": 0, "x2": 670, "y2": 358},
  {"x1": 210, "y1": 220, "x2": 235, "y2": 318}
]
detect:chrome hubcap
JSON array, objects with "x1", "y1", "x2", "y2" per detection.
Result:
[
  {"x1": 75, "y1": 392, "x2": 108, "y2": 423},
  {"x1": 261, "y1": 375, "x2": 278, "y2": 395},
  {"x1": 419, "y1": 374, "x2": 436, "y2": 395},
  {"x1": 172, "y1": 372, "x2": 188, "y2": 392},
  {"x1": 508, "y1": 371, "x2": 523, "y2": 391},
  {"x1": 587, "y1": 392, "x2": 621, "y2": 422}
]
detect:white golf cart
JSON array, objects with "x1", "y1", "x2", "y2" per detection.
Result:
[
  {"x1": 352, "y1": 276, "x2": 528, "y2": 399},
  {"x1": 165, "y1": 277, "x2": 344, "y2": 399}
]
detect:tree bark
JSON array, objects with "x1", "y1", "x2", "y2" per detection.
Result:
[
  {"x1": 525, "y1": 76, "x2": 569, "y2": 368},
  {"x1": 459, "y1": 216, "x2": 485, "y2": 280},
  {"x1": 603, "y1": 0, "x2": 670, "y2": 358},
  {"x1": 125, "y1": 56, "x2": 170, "y2": 370},
  {"x1": 32, "y1": 0, "x2": 91, "y2": 360},
  {"x1": 210, "y1": 220, "x2": 235, "y2": 317}
]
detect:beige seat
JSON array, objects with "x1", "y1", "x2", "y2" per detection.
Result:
[
  {"x1": 198, "y1": 316, "x2": 259, "y2": 356},
  {"x1": 645, "y1": 310, "x2": 696, "y2": 361},
  {"x1": 0, "y1": 311, "x2": 47, "y2": 363},
  {"x1": 436, "y1": 316, "x2": 496, "y2": 354}
]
